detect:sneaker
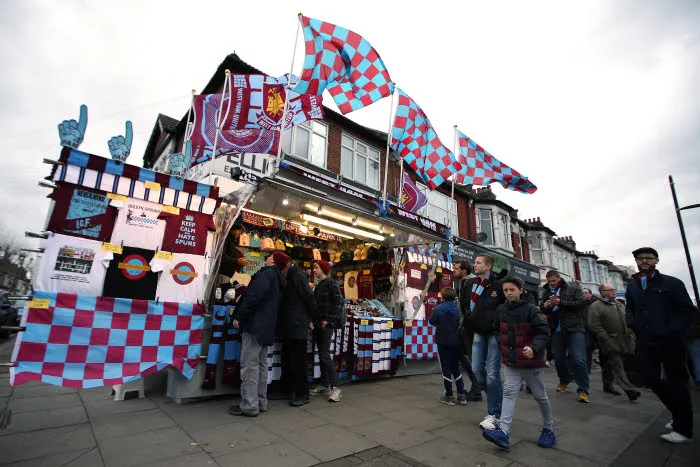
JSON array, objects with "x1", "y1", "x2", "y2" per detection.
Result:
[
  {"x1": 577, "y1": 392, "x2": 590, "y2": 403},
  {"x1": 267, "y1": 392, "x2": 291, "y2": 401},
  {"x1": 603, "y1": 386, "x2": 622, "y2": 396},
  {"x1": 537, "y1": 428, "x2": 556, "y2": 448},
  {"x1": 479, "y1": 414, "x2": 499, "y2": 430},
  {"x1": 289, "y1": 397, "x2": 310, "y2": 407},
  {"x1": 440, "y1": 395, "x2": 456, "y2": 406},
  {"x1": 665, "y1": 420, "x2": 674, "y2": 431},
  {"x1": 625, "y1": 389, "x2": 641, "y2": 402},
  {"x1": 310, "y1": 385, "x2": 331, "y2": 396},
  {"x1": 482, "y1": 428, "x2": 509, "y2": 449},
  {"x1": 556, "y1": 384, "x2": 568, "y2": 392},
  {"x1": 660, "y1": 432, "x2": 693, "y2": 444},
  {"x1": 465, "y1": 391, "x2": 482, "y2": 402},
  {"x1": 328, "y1": 386, "x2": 342, "y2": 402},
  {"x1": 228, "y1": 405, "x2": 258, "y2": 417},
  {"x1": 457, "y1": 393, "x2": 468, "y2": 405}
]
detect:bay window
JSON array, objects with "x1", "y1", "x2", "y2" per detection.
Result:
[{"x1": 340, "y1": 134, "x2": 381, "y2": 189}]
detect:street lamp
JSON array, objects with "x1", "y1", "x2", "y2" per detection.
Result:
[{"x1": 669, "y1": 175, "x2": 699, "y2": 305}]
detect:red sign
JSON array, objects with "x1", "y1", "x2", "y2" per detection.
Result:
[{"x1": 241, "y1": 210, "x2": 339, "y2": 242}]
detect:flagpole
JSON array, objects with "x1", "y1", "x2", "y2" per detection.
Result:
[
  {"x1": 184, "y1": 89, "x2": 196, "y2": 142},
  {"x1": 381, "y1": 86, "x2": 397, "y2": 209},
  {"x1": 274, "y1": 13, "x2": 303, "y2": 174},
  {"x1": 208, "y1": 69, "x2": 232, "y2": 182},
  {"x1": 397, "y1": 160, "x2": 405, "y2": 208},
  {"x1": 449, "y1": 125, "x2": 458, "y2": 229}
]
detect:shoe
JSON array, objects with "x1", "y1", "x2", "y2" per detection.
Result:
[
  {"x1": 440, "y1": 395, "x2": 456, "y2": 406},
  {"x1": 556, "y1": 384, "x2": 568, "y2": 392},
  {"x1": 289, "y1": 397, "x2": 310, "y2": 407},
  {"x1": 479, "y1": 414, "x2": 499, "y2": 430},
  {"x1": 267, "y1": 392, "x2": 291, "y2": 401},
  {"x1": 577, "y1": 392, "x2": 590, "y2": 403},
  {"x1": 328, "y1": 386, "x2": 342, "y2": 402},
  {"x1": 465, "y1": 391, "x2": 482, "y2": 402},
  {"x1": 665, "y1": 420, "x2": 674, "y2": 431},
  {"x1": 228, "y1": 405, "x2": 258, "y2": 417},
  {"x1": 258, "y1": 406, "x2": 268, "y2": 413},
  {"x1": 457, "y1": 393, "x2": 468, "y2": 405},
  {"x1": 537, "y1": 428, "x2": 557, "y2": 448},
  {"x1": 603, "y1": 386, "x2": 622, "y2": 396},
  {"x1": 482, "y1": 428, "x2": 509, "y2": 449},
  {"x1": 626, "y1": 390, "x2": 641, "y2": 402},
  {"x1": 310, "y1": 385, "x2": 331, "y2": 396},
  {"x1": 545, "y1": 360, "x2": 553, "y2": 368},
  {"x1": 660, "y1": 432, "x2": 693, "y2": 444}
]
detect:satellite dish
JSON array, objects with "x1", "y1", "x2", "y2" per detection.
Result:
[{"x1": 476, "y1": 232, "x2": 488, "y2": 243}]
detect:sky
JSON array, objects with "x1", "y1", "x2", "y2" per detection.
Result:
[{"x1": 0, "y1": 0, "x2": 698, "y2": 297}]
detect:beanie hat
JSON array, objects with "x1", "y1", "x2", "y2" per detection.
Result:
[
  {"x1": 315, "y1": 260, "x2": 332, "y2": 275},
  {"x1": 271, "y1": 252, "x2": 290, "y2": 270}
]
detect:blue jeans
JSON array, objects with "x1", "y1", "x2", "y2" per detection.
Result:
[
  {"x1": 689, "y1": 339, "x2": 700, "y2": 383},
  {"x1": 472, "y1": 333, "x2": 502, "y2": 417},
  {"x1": 552, "y1": 330, "x2": 589, "y2": 394}
]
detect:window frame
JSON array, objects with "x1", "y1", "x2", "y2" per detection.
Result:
[
  {"x1": 478, "y1": 209, "x2": 495, "y2": 246},
  {"x1": 282, "y1": 120, "x2": 329, "y2": 169},
  {"x1": 340, "y1": 132, "x2": 381, "y2": 189}
]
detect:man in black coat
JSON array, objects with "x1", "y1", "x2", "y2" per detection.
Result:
[
  {"x1": 454, "y1": 260, "x2": 481, "y2": 400},
  {"x1": 229, "y1": 252, "x2": 289, "y2": 417},
  {"x1": 277, "y1": 263, "x2": 316, "y2": 406},
  {"x1": 626, "y1": 247, "x2": 698, "y2": 444}
]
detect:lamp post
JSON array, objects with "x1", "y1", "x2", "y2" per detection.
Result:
[{"x1": 669, "y1": 175, "x2": 700, "y2": 305}]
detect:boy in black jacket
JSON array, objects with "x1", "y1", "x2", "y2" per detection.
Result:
[
  {"x1": 429, "y1": 288, "x2": 467, "y2": 406},
  {"x1": 482, "y1": 276, "x2": 555, "y2": 450}
]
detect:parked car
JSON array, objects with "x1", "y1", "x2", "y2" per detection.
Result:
[{"x1": 0, "y1": 290, "x2": 19, "y2": 339}]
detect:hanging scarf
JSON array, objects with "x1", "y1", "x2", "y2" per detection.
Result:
[{"x1": 470, "y1": 274, "x2": 491, "y2": 312}]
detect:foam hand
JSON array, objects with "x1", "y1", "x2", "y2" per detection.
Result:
[
  {"x1": 108, "y1": 120, "x2": 133, "y2": 162},
  {"x1": 169, "y1": 140, "x2": 193, "y2": 179},
  {"x1": 58, "y1": 104, "x2": 88, "y2": 149}
]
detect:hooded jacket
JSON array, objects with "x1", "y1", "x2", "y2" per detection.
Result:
[
  {"x1": 235, "y1": 265, "x2": 286, "y2": 345},
  {"x1": 277, "y1": 265, "x2": 315, "y2": 340},
  {"x1": 428, "y1": 301, "x2": 461, "y2": 347},
  {"x1": 498, "y1": 300, "x2": 550, "y2": 369}
]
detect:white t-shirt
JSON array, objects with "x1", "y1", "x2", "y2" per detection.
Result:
[
  {"x1": 404, "y1": 286, "x2": 425, "y2": 320},
  {"x1": 150, "y1": 253, "x2": 207, "y2": 304},
  {"x1": 344, "y1": 271, "x2": 359, "y2": 301},
  {"x1": 110, "y1": 199, "x2": 166, "y2": 250},
  {"x1": 33, "y1": 234, "x2": 112, "y2": 296}
]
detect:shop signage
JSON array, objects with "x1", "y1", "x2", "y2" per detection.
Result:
[
  {"x1": 282, "y1": 163, "x2": 448, "y2": 237},
  {"x1": 452, "y1": 239, "x2": 541, "y2": 285},
  {"x1": 241, "y1": 210, "x2": 339, "y2": 242},
  {"x1": 187, "y1": 153, "x2": 275, "y2": 182}
]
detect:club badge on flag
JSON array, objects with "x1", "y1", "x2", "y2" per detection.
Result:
[
  {"x1": 390, "y1": 89, "x2": 462, "y2": 190},
  {"x1": 293, "y1": 15, "x2": 394, "y2": 114},
  {"x1": 400, "y1": 171, "x2": 428, "y2": 213},
  {"x1": 455, "y1": 130, "x2": 537, "y2": 193}
]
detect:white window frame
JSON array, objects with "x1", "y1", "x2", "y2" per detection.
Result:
[
  {"x1": 580, "y1": 258, "x2": 592, "y2": 283},
  {"x1": 528, "y1": 235, "x2": 543, "y2": 265},
  {"x1": 282, "y1": 120, "x2": 328, "y2": 168},
  {"x1": 478, "y1": 209, "x2": 495, "y2": 246},
  {"x1": 340, "y1": 133, "x2": 381, "y2": 189},
  {"x1": 495, "y1": 213, "x2": 510, "y2": 250},
  {"x1": 415, "y1": 183, "x2": 458, "y2": 228}
]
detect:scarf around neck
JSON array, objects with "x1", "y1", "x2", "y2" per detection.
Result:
[{"x1": 470, "y1": 274, "x2": 491, "y2": 312}]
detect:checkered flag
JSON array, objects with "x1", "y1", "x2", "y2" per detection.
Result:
[
  {"x1": 455, "y1": 130, "x2": 537, "y2": 193},
  {"x1": 293, "y1": 15, "x2": 394, "y2": 114}
]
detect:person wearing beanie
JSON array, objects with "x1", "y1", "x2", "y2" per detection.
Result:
[
  {"x1": 229, "y1": 251, "x2": 289, "y2": 417},
  {"x1": 310, "y1": 260, "x2": 345, "y2": 402},
  {"x1": 219, "y1": 217, "x2": 249, "y2": 278}
]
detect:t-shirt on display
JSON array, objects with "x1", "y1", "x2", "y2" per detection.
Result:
[
  {"x1": 102, "y1": 246, "x2": 158, "y2": 300},
  {"x1": 150, "y1": 253, "x2": 207, "y2": 304},
  {"x1": 344, "y1": 271, "x2": 359, "y2": 301},
  {"x1": 47, "y1": 186, "x2": 118, "y2": 241},
  {"x1": 110, "y1": 199, "x2": 166, "y2": 250},
  {"x1": 158, "y1": 210, "x2": 216, "y2": 256}
]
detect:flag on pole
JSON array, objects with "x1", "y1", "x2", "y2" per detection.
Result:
[
  {"x1": 390, "y1": 88, "x2": 462, "y2": 190},
  {"x1": 455, "y1": 131, "x2": 537, "y2": 193},
  {"x1": 189, "y1": 93, "x2": 279, "y2": 167},
  {"x1": 224, "y1": 74, "x2": 324, "y2": 131},
  {"x1": 400, "y1": 171, "x2": 428, "y2": 213},
  {"x1": 293, "y1": 15, "x2": 394, "y2": 114}
]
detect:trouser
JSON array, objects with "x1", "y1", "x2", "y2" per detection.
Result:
[
  {"x1": 240, "y1": 332, "x2": 269, "y2": 415},
  {"x1": 552, "y1": 329, "x2": 590, "y2": 394},
  {"x1": 599, "y1": 351, "x2": 615, "y2": 389},
  {"x1": 459, "y1": 328, "x2": 481, "y2": 393},
  {"x1": 604, "y1": 352, "x2": 635, "y2": 392},
  {"x1": 586, "y1": 331, "x2": 595, "y2": 373},
  {"x1": 638, "y1": 341, "x2": 694, "y2": 438},
  {"x1": 688, "y1": 338, "x2": 700, "y2": 383},
  {"x1": 472, "y1": 333, "x2": 503, "y2": 417},
  {"x1": 438, "y1": 344, "x2": 465, "y2": 396},
  {"x1": 314, "y1": 327, "x2": 337, "y2": 387},
  {"x1": 499, "y1": 366, "x2": 554, "y2": 434},
  {"x1": 285, "y1": 338, "x2": 309, "y2": 399}
]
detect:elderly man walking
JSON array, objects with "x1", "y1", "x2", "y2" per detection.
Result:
[{"x1": 588, "y1": 284, "x2": 641, "y2": 402}]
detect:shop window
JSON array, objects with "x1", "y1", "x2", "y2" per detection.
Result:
[
  {"x1": 414, "y1": 183, "x2": 458, "y2": 228},
  {"x1": 340, "y1": 134, "x2": 380, "y2": 189},
  {"x1": 282, "y1": 121, "x2": 328, "y2": 168}
]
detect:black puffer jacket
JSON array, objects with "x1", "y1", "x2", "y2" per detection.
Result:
[
  {"x1": 540, "y1": 279, "x2": 586, "y2": 332},
  {"x1": 235, "y1": 265, "x2": 286, "y2": 345},
  {"x1": 464, "y1": 276, "x2": 505, "y2": 335},
  {"x1": 277, "y1": 265, "x2": 315, "y2": 340}
]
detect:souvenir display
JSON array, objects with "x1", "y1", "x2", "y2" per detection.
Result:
[{"x1": 47, "y1": 185, "x2": 119, "y2": 241}]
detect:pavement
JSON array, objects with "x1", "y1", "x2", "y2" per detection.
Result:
[{"x1": 1, "y1": 335, "x2": 699, "y2": 467}]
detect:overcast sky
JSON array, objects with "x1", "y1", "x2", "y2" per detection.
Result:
[{"x1": 1, "y1": 0, "x2": 698, "y2": 296}]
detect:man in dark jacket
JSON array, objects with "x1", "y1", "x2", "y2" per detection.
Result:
[
  {"x1": 229, "y1": 252, "x2": 289, "y2": 417},
  {"x1": 626, "y1": 247, "x2": 697, "y2": 444},
  {"x1": 454, "y1": 259, "x2": 481, "y2": 400},
  {"x1": 277, "y1": 263, "x2": 315, "y2": 406},
  {"x1": 541, "y1": 270, "x2": 589, "y2": 402},
  {"x1": 464, "y1": 254, "x2": 505, "y2": 431}
]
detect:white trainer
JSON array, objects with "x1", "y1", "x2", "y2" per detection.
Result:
[
  {"x1": 328, "y1": 386, "x2": 342, "y2": 402},
  {"x1": 479, "y1": 414, "x2": 498, "y2": 430},
  {"x1": 660, "y1": 432, "x2": 693, "y2": 444},
  {"x1": 664, "y1": 420, "x2": 673, "y2": 431}
]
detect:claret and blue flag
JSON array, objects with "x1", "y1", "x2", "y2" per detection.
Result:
[
  {"x1": 454, "y1": 130, "x2": 537, "y2": 193},
  {"x1": 293, "y1": 15, "x2": 394, "y2": 114}
]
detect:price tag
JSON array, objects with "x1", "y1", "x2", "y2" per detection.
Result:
[
  {"x1": 101, "y1": 242, "x2": 123, "y2": 254},
  {"x1": 155, "y1": 251, "x2": 174, "y2": 261},
  {"x1": 144, "y1": 181, "x2": 161, "y2": 191},
  {"x1": 360, "y1": 319, "x2": 369, "y2": 326},
  {"x1": 161, "y1": 205, "x2": 180, "y2": 215},
  {"x1": 285, "y1": 243, "x2": 294, "y2": 248},
  {"x1": 363, "y1": 269, "x2": 371, "y2": 274},
  {"x1": 304, "y1": 262, "x2": 311, "y2": 267},
  {"x1": 420, "y1": 264, "x2": 427, "y2": 270},
  {"x1": 28, "y1": 299, "x2": 50, "y2": 309},
  {"x1": 386, "y1": 321, "x2": 393, "y2": 328},
  {"x1": 436, "y1": 267, "x2": 443, "y2": 273},
  {"x1": 107, "y1": 193, "x2": 128, "y2": 202},
  {"x1": 250, "y1": 251, "x2": 260, "y2": 257}
]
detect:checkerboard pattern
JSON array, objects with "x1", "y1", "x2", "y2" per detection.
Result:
[
  {"x1": 391, "y1": 89, "x2": 462, "y2": 190},
  {"x1": 293, "y1": 16, "x2": 394, "y2": 115},
  {"x1": 404, "y1": 319, "x2": 438, "y2": 360},
  {"x1": 454, "y1": 130, "x2": 537, "y2": 193},
  {"x1": 10, "y1": 291, "x2": 204, "y2": 388}
]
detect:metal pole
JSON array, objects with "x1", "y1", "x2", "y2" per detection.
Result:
[{"x1": 669, "y1": 175, "x2": 700, "y2": 305}]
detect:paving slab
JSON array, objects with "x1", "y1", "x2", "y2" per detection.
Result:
[
  {"x1": 354, "y1": 446, "x2": 393, "y2": 461},
  {"x1": 0, "y1": 385, "x2": 11, "y2": 398},
  {"x1": 400, "y1": 437, "x2": 511, "y2": 467},
  {"x1": 9, "y1": 447, "x2": 104, "y2": 467},
  {"x1": 496, "y1": 440, "x2": 605, "y2": 467},
  {"x1": 10, "y1": 383, "x2": 78, "y2": 398},
  {"x1": 217, "y1": 440, "x2": 321, "y2": 466},
  {"x1": 7, "y1": 392, "x2": 83, "y2": 414},
  {"x1": 192, "y1": 419, "x2": 282, "y2": 458},
  {"x1": 308, "y1": 404, "x2": 383, "y2": 428},
  {"x1": 148, "y1": 451, "x2": 219, "y2": 467},
  {"x1": 0, "y1": 423, "x2": 96, "y2": 465},
  {"x1": 382, "y1": 407, "x2": 456, "y2": 431},
  {"x1": 283, "y1": 423, "x2": 378, "y2": 462},
  {"x1": 98, "y1": 426, "x2": 201, "y2": 467},
  {"x1": 83, "y1": 396, "x2": 158, "y2": 418},
  {"x1": 347, "y1": 418, "x2": 436, "y2": 451},
  {"x1": 0, "y1": 404, "x2": 88, "y2": 435},
  {"x1": 90, "y1": 408, "x2": 177, "y2": 442},
  {"x1": 256, "y1": 407, "x2": 329, "y2": 436},
  {"x1": 313, "y1": 456, "x2": 363, "y2": 467},
  {"x1": 163, "y1": 399, "x2": 251, "y2": 432}
]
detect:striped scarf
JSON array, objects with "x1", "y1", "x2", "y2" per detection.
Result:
[{"x1": 470, "y1": 274, "x2": 490, "y2": 312}]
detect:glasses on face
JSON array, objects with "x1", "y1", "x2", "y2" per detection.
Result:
[
  {"x1": 635, "y1": 257, "x2": 657, "y2": 263},
  {"x1": 602, "y1": 289, "x2": 615, "y2": 292}
]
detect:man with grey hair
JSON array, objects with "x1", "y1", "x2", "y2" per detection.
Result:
[{"x1": 588, "y1": 284, "x2": 641, "y2": 401}]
